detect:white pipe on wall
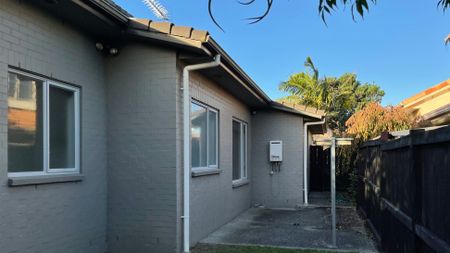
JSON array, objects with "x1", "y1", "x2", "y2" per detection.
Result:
[
  {"x1": 303, "y1": 119, "x2": 325, "y2": 205},
  {"x1": 182, "y1": 55, "x2": 221, "y2": 253}
]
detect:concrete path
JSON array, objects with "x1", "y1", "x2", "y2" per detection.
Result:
[
  {"x1": 200, "y1": 207, "x2": 378, "y2": 253},
  {"x1": 309, "y1": 191, "x2": 353, "y2": 207}
]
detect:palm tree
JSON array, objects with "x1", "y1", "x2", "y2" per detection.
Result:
[
  {"x1": 278, "y1": 57, "x2": 384, "y2": 131},
  {"x1": 278, "y1": 57, "x2": 324, "y2": 109}
]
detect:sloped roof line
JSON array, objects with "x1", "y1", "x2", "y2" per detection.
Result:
[
  {"x1": 127, "y1": 18, "x2": 274, "y2": 104},
  {"x1": 272, "y1": 101, "x2": 325, "y2": 119},
  {"x1": 91, "y1": 1, "x2": 324, "y2": 120},
  {"x1": 126, "y1": 18, "x2": 324, "y2": 119},
  {"x1": 400, "y1": 79, "x2": 450, "y2": 107},
  {"x1": 128, "y1": 18, "x2": 210, "y2": 43}
]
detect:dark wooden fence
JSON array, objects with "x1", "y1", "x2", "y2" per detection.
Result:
[
  {"x1": 310, "y1": 146, "x2": 330, "y2": 191},
  {"x1": 356, "y1": 126, "x2": 450, "y2": 253}
]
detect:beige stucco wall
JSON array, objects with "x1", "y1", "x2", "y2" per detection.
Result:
[{"x1": 405, "y1": 88, "x2": 450, "y2": 118}]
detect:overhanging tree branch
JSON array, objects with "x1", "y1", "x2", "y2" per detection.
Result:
[{"x1": 207, "y1": 0, "x2": 450, "y2": 30}]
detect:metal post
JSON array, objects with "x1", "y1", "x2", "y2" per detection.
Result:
[{"x1": 331, "y1": 137, "x2": 337, "y2": 248}]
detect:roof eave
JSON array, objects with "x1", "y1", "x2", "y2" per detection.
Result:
[
  {"x1": 69, "y1": 2, "x2": 274, "y2": 108},
  {"x1": 126, "y1": 28, "x2": 207, "y2": 54},
  {"x1": 269, "y1": 103, "x2": 324, "y2": 120},
  {"x1": 84, "y1": 0, "x2": 131, "y2": 24},
  {"x1": 204, "y1": 37, "x2": 272, "y2": 104}
]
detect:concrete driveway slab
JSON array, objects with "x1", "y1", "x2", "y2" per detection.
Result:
[{"x1": 200, "y1": 207, "x2": 378, "y2": 253}]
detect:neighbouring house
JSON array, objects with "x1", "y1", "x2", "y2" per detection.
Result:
[
  {"x1": 0, "y1": 1, "x2": 326, "y2": 253},
  {"x1": 400, "y1": 79, "x2": 450, "y2": 126}
]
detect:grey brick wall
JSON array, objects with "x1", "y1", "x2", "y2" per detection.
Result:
[
  {"x1": 0, "y1": 2, "x2": 310, "y2": 253},
  {"x1": 0, "y1": 1, "x2": 108, "y2": 252},
  {"x1": 179, "y1": 70, "x2": 253, "y2": 246},
  {"x1": 251, "y1": 110, "x2": 305, "y2": 208},
  {"x1": 106, "y1": 43, "x2": 179, "y2": 253}
]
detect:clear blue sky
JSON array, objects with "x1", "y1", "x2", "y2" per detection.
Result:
[{"x1": 115, "y1": 0, "x2": 450, "y2": 105}]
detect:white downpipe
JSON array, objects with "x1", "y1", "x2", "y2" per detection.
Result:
[
  {"x1": 303, "y1": 119, "x2": 325, "y2": 205},
  {"x1": 182, "y1": 55, "x2": 221, "y2": 253}
]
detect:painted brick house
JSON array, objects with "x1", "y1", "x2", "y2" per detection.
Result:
[{"x1": 0, "y1": 0, "x2": 325, "y2": 252}]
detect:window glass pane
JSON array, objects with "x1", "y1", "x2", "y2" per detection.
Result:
[
  {"x1": 208, "y1": 110, "x2": 217, "y2": 166},
  {"x1": 19, "y1": 80, "x2": 33, "y2": 99},
  {"x1": 242, "y1": 124, "x2": 247, "y2": 178},
  {"x1": 232, "y1": 121, "x2": 241, "y2": 180},
  {"x1": 49, "y1": 86, "x2": 75, "y2": 169},
  {"x1": 8, "y1": 73, "x2": 44, "y2": 172},
  {"x1": 191, "y1": 103, "x2": 207, "y2": 168}
]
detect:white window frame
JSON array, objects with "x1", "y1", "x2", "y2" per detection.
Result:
[
  {"x1": 190, "y1": 100, "x2": 219, "y2": 171},
  {"x1": 7, "y1": 69, "x2": 81, "y2": 177},
  {"x1": 232, "y1": 118, "x2": 248, "y2": 183}
]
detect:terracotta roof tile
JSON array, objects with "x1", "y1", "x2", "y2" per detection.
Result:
[
  {"x1": 129, "y1": 18, "x2": 210, "y2": 43},
  {"x1": 191, "y1": 30, "x2": 209, "y2": 41},
  {"x1": 128, "y1": 18, "x2": 150, "y2": 30},
  {"x1": 149, "y1": 21, "x2": 173, "y2": 33},
  {"x1": 171, "y1": 26, "x2": 193, "y2": 38}
]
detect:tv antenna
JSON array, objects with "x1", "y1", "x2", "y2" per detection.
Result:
[{"x1": 142, "y1": 0, "x2": 169, "y2": 20}]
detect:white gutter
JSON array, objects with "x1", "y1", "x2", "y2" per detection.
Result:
[
  {"x1": 303, "y1": 119, "x2": 325, "y2": 205},
  {"x1": 182, "y1": 55, "x2": 221, "y2": 253}
]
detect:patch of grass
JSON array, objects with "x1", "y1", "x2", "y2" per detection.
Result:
[{"x1": 192, "y1": 244, "x2": 352, "y2": 253}]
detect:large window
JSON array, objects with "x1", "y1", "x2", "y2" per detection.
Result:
[
  {"x1": 232, "y1": 119, "x2": 247, "y2": 181},
  {"x1": 191, "y1": 101, "x2": 218, "y2": 169},
  {"x1": 7, "y1": 70, "x2": 80, "y2": 176}
]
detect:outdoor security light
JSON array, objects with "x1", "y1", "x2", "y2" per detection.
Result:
[
  {"x1": 109, "y1": 48, "x2": 119, "y2": 56},
  {"x1": 95, "y1": 42, "x2": 104, "y2": 51}
]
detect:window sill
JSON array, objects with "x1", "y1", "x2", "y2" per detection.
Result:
[
  {"x1": 232, "y1": 179, "x2": 249, "y2": 188},
  {"x1": 191, "y1": 168, "x2": 221, "y2": 177},
  {"x1": 8, "y1": 174, "x2": 84, "y2": 187}
]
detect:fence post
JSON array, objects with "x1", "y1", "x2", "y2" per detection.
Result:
[
  {"x1": 331, "y1": 137, "x2": 337, "y2": 248},
  {"x1": 410, "y1": 130, "x2": 423, "y2": 253}
]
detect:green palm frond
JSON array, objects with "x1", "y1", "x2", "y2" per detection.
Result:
[{"x1": 279, "y1": 57, "x2": 385, "y2": 132}]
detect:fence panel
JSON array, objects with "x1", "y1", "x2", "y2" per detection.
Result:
[
  {"x1": 357, "y1": 126, "x2": 450, "y2": 253},
  {"x1": 417, "y1": 142, "x2": 450, "y2": 251}
]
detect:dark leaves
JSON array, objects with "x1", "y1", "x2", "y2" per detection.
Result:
[
  {"x1": 207, "y1": 0, "x2": 449, "y2": 30},
  {"x1": 245, "y1": 0, "x2": 273, "y2": 24},
  {"x1": 318, "y1": 0, "x2": 376, "y2": 22},
  {"x1": 208, "y1": 0, "x2": 224, "y2": 31},
  {"x1": 238, "y1": 0, "x2": 257, "y2": 5},
  {"x1": 438, "y1": 0, "x2": 450, "y2": 10},
  {"x1": 207, "y1": 0, "x2": 273, "y2": 31}
]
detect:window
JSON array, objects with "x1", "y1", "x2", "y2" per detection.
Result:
[
  {"x1": 7, "y1": 70, "x2": 80, "y2": 176},
  {"x1": 232, "y1": 119, "x2": 247, "y2": 181},
  {"x1": 191, "y1": 101, "x2": 218, "y2": 169}
]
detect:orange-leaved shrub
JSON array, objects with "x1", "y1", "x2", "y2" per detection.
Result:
[{"x1": 345, "y1": 102, "x2": 414, "y2": 141}]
